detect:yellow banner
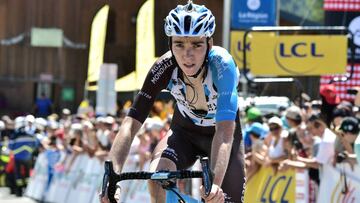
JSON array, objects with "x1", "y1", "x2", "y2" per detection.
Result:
[
  {"x1": 115, "y1": 0, "x2": 156, "y2": 92},
  {"x1": 245, "y1": 167, "x2": 296, "y2": 202},
  {"x1": 135, "y1": 0, "x2": 156, "y2": 85},
  {"x1": 230, "y1": 31, "x2": 275, "y2": 69},
  {"x1": 251, "y1": 35, "x2": 347, "y2": 76},
  {"x1": 87, "y1": 5, "x2": 109, "y2": 83}
]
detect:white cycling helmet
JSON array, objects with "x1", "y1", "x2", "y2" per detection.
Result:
[{"x1": 164, "y1": 1, "x2": 216, "y2": 37}]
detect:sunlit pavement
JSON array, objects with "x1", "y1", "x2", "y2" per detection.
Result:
[{"x1": 0, "y1": 187, "x2": 37, "y2": 203}]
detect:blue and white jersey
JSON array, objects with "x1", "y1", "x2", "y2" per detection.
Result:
[{"x1": 128, "y1": 46, "x2": 239, "y2": 127}]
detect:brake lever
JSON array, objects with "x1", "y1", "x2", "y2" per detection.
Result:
[
  {"x1": 199, "y1": 157, "x2": 213, "y2": 197},
  {"x1": 101, "y1": 161, "x2": 117, "y2": 203},
  {"x1": 100, "y1": 161, "x2": 111, "y2": 197}
]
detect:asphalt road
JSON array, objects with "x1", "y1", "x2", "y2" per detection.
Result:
[{"x1": 0, "y1": 187, "x2": 37, "y2": 203}]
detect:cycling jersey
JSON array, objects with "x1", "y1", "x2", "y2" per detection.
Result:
[
  {"x1": 161, "y1": 108, "x2": 245, "y2": 203},
  {"x1": 128, "y1": 46, "x2": 240, "y2": 126},
  {"x1": 128, "y1": 46, "x2": 244, "y2": 202}
]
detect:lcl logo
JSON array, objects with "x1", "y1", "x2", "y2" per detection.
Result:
[
  {"x1": 278, "y1": 42, "x2": 324, "y2": 58},
  {"x1": 231, "y1": 39, "x2": 251, "y2": 67},
  {"x1": 274, "y1": 42, "x2": 324, "y2": 74}
]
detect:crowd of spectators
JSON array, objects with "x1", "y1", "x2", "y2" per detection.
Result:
[
  {"x1": 1, "y1": 85, "x2": 360, "y2": 202},
  {"x1": 243, "y1": 84, "x2": 360, "y2": 203},
  {"x1": 0, "y1": 100, "x2": 173, "y2": 197}
]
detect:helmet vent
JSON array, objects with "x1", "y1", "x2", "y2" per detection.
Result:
[
  {"x1": 196, "y1": 14, "x2": 206, "y2": 24},
  {"x1": 208, "y1": 21, "x2": 215, "y2": 31},
  {"x1": 174, "y1": 25, "x2": 181, "y2": 34},
  {"x1": 203, "y1": 21, "x2": 208, "y2": 28},
  {"x1": 164, "y1": 2, "x2": 215, "y2": 37},
  {"x1": 171, "y1": 13, "x2": 180, "y2": 24},
  {"x1": 193, "y1": 24, "x2": 202, "y2": 34},
  {"x1": 186, "y1": 1, "x2": 194, "y2": 12},
  {"x1": 184, "y1": 15, "x2": 192, "y2": 34}
]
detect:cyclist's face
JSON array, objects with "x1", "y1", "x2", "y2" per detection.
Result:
[{"x1": 172, "y1": 36, "x2": 212, "y2": 76}]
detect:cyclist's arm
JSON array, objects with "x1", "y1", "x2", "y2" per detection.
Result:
[
  {"x1": 211, "y1": 120, "x2": 235, "y2": 185},
  {"x1": 209, "y1": 47, "x2": 240, "y2": 186},
  {"x1": 110, "y1": 116, "x2": 142, "y2": 173},
  {"x1": 109, "y1": 52, "x2": 174, "y2": 173}
]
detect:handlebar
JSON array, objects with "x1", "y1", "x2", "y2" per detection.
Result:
[{"x1": 100, "y1": 157, "x2": 213, "y2": 203}]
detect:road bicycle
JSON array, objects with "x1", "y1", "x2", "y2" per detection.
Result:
[{"x1": 101, "y1": 156, "x2": 213, "y2": 203}]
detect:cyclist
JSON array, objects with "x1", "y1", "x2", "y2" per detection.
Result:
[{"x1": 101, "y1": 1, "x2": 245, "y2": 202}]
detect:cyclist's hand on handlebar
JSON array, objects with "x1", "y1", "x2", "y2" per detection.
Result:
[
  {"x1": 99, "y1": 185, "x2": 121, "y2": 203},
  {"x1": 99, "y1": 186, "x2": 111, "y2": 203},
  {"x1": 200, "y1": 184, "x2": 225, "y2": 203}
]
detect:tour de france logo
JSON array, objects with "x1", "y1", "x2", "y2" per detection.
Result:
[{"x1": 247, "y1": 0, "x2": 261, "y2": 11}]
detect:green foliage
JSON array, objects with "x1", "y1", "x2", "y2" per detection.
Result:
[{"x1": 280, "y1": 0, "x2": 324, "y2": 23}]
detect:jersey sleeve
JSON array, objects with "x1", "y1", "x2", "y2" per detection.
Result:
[
  {"x1": 127, "y1": 52, "x2": 174, "y2": 123},
  {"x1": 209, "y1": 47, "x2": 239, "y2": 122}
]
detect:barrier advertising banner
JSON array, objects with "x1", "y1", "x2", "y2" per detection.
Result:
[
  {"x1": 318, "y1": 164, "x2": 360, "y2": 203},
  {"x1": 24, "y1": 153, "x2": 48, "y2": 200},
  {"x1": 231, "y1": 0, "x2": 277, "y2": 29},
  {"x1": 26, "y1": 139, "x2": 152, "y2": 203},
  {"x1": 250, "y1": 35, "x2": 347, "y2": 76},
  {"x1": 245, "y1": 167, "x2": 308, "y2": 203},
  {"x1": 230, "y1": 31, "x2": 276, "y2": 69}
]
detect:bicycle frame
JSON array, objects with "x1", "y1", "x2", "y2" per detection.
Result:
[
  {"x1": 101, "y1": 157, "x2": 213, "y2": 203},
  {"x1": 166, "y1": 188, "x2": 202, "y2": 203}
]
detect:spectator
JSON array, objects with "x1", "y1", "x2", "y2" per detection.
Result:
[
  {"x1": 319, "y1": 84, "x2": 340, "y2": 126},
  {"x1": 296, "y1": 113, "x2": 336, "y2": 170},
  {"x1": 137, "y1": 130, "x2": 151, "y2": 170},
  {"x1": 150, "y1": 101, "x2": 164, "y2": 121},
  {"x1": 285, "y1": 106, "x2": 311, "y2": 157},
  {"x1": 332, "y1": 109, "x2": 355, "y2": 164},
  {"x1": 245, "y1": 123, "x2": 267, "y2": 180},
  {"x1": 244, "y1": 122, "x2": 268, "y2": 153},
  {"x1": 34, "y1": 92, "x2": 53, "y2": 118},
  {"x1": 144, "y1": 118, "x2": 164, "y2": 152},
  {"x1": 9, "y1": 117, "x2": 38, "y2": 196},
  {"x1": 0, "y1": 116, "x2": 14, "y2": 140},
  {"x1": 0, "y1": 120, "x2": 4, "y2": 133},
  {"x1": 81, "y1": 120, "x2": 97, "y2": 157},
  {"x1": 243, "y1": 107, "x2": 265, "y2": 152},
  {"x1": 43, "y1": 135, "x2": 62, "y2": 196},
  {"x1": 310, "y1": 100, "x2": 322, "y2": 115},
  {"x1": 24, "y1": 115, "x2": 36, "y2": 136},
  {"x1": 59, "y1": 108, "x2": 72, "y2": 126},
  {"x1": 264, "y1": 116, "x2": 288, "y2": 165},
  {"x1": 96, "y1": 116, "x2": 114, "y2": 150},
  {"x1": 335, "y1": 117, "x2": 359, "y2": 166},
  {"x1": 95, "y1": 117, "x2": 110, "y2": 150},
  {"x1": 0, "y1": 120, "x2": 6, "y2": 143},
  {"x1": 69, "y1": 125, "x2": 84, "y2": 153},
  {"x1": 245, "y1": 107, "x2": 263, "y2": 124},
  {"x1": 331, "y1": 105, "x2": 353, "y2": 130},
  {"x1": 280, "y1": 131, "x2": 321, "y2": 203},
  {"x1": 355, "y1": 131, "x2": 360, "y2": 164},
  {"x1": 77, "y1": 99, "x2": 95, "y2": 117}
]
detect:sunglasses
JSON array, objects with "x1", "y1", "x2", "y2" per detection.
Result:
[{"x1": 269, "y1": 126, "x2": 280, "y2": 131}]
